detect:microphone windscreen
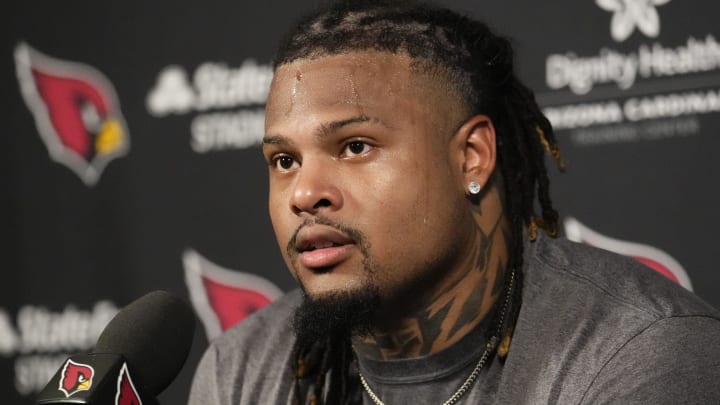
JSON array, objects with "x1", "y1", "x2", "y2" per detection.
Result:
[{"x1": 94, "y1": 290, "x2": 196, "y2": 396}]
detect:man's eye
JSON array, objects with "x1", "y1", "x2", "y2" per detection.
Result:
[
  {"x1": 343, "y1": 141, "x2": 371, "y2": 157},
  {"x1": 274, "y1": 155, "x2": 298, "y2": 171}
]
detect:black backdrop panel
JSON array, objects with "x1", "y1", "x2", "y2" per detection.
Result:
[{"x1": 2, "y1": 1, "x2": 718, "y2": 404}]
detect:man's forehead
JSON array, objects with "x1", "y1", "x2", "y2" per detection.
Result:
[
  {"x1": 271, "y1": 51, "x2": 418, "y2": 96},
  {"x1": 265, "y1": 50, "x2": 468, "y2": 141},
  {"x1": 267, "y1": 52, "x2": 416, "y2": 124},
  {"x1": 267, "y1": 51, "x2": 460, "y2": 117}
]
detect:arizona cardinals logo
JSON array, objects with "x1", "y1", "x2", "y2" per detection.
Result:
[
  {"x1": 183, "y1": 249, "x2": 282, "y2": 340},
  {"x1": 564, "y1": 217, "x2": 693, "y2": 290},
  {"x1": 58, "y1": 359, "x2": 95, "y2": 398},
  {"x1": 14, "y1": 42, "x2": 130, "y2": 185},
  {"x1": 115, "y1": 362, "x2": 142, "y2": 405}
]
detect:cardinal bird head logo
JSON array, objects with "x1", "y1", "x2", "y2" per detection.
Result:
[
  {"x1": 58, "y1": 359, "x2": 95, "y2": 398},
  {"x1": 14, "y1": 42, "x2": 130, "y2": 186},
  {"x1": 115, "y1": 362, "x2": 142, "y2": 405},
  {"x1": 183, "y1": 249, "x2": 282, "y2": 341}
]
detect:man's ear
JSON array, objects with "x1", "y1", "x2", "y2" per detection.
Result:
[{"x1": 455, "y1": 115, "x2": 497, "y2": 192}]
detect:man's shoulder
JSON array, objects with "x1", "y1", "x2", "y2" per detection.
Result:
[
  {"x1": 501, "y1": 235, "x2": 720, "y2": 403},
  {"x1": 188, "y1": 290, "x2": 301, "y2": 405},
  {"x1": 526, "y1": 235, "x2": 719, "y2": 319}
]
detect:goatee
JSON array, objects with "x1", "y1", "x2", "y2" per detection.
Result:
[{"x1": 292, "y1": 287, "x2": 381, "y2": 348}]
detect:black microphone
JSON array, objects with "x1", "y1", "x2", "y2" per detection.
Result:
[{"x1": 36, "y1": 291, "x2": 196, "y2": 404}]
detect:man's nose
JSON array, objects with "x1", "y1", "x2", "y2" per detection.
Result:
[{"x1": 290, "y1": 161, "x2": 343, "y2": 215}]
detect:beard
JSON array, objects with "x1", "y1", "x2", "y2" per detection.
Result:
[
  {"x1": 288, "y1": 216, "x2": 382, "y2": 346},
  {"x1": 293, "y1": 285, "x2": 381, "y2": 348}
]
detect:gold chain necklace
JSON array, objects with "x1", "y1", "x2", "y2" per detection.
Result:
[{"x1": 357, "y1": 266, "x2": 515, "y2": 405}]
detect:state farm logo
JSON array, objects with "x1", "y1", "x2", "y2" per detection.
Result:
[
  {"x1": 0, "y1": 301, "x2": 118, "y2": 396},
  {"x1": 14, "y1": 43, "x2": 130, "y2": 185},
  {"x1": 183, "y1": 249, "x2": 282, "y2": 340},
  {"x1": 596, "y1": 0, "x2": 671, "y2": 42},
  {"x1": 146, "y1": 60, "x2": 273, "y2": 153}
]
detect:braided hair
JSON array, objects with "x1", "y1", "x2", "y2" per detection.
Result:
[{"x1": 273, "y1": 1, "x2": 565, "y2": 403}]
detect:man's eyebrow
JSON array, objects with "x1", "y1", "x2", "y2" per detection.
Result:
[
  {"x1": 262, "y1": 135, "x2": 289, "y2": 146},
  {"x1": 317, "y1": 115, "x2": 377, "y2": 137},
  {"x1": 263, "y1": 115, "x2": 386, "y2": 145}
]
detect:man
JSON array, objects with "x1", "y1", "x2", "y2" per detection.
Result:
[{"x1": 189, "y1": 1, "x2": 720, "y2": 404}]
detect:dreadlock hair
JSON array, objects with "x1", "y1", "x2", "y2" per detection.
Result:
[{"x1": 274, "y1": 1, "x2": 565, "y2": 403}]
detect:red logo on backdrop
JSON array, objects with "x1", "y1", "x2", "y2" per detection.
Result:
[
  {"x1": 58, "y1": 359, "x2": 95, "y2": 398},
  {"x1": 183, "y1": 249, "x2": 283, "y2": 340},
  {"x1": 14, "y1": 42, "x2": 130, "y2": 185},
  {"x1": 564, "y1": 217, "x2": 693, "y2": 290},
  {"x1": 115, "y1": 363, "x2": 142, "y2": 405}
]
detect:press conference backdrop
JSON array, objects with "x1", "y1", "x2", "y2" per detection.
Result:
[{"x1": 2, "y1": 0, "x2": 719, "y2": 403}]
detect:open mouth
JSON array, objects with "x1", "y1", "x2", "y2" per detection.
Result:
[
  {"x1": 299, "y1": 241, "x2": 344, "y2": 252},
  {"x1": 294, "y1": 226, "x2": 357, "y2": 269}
]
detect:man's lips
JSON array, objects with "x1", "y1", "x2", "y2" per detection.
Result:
[{"x1": 294, "y1": 225, "x2": 356, "y2": 269}]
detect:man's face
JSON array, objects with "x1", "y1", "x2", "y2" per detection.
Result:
[{"x1": 263, "y1": 51, "x2": 476, "y2": 308}]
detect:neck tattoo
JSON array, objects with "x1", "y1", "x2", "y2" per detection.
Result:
[{"x1": 357, "y1": 265, "x2": 516, "y2": 405}]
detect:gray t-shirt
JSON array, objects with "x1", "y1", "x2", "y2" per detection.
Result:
[{"x1": 188, "y1": 236, "x2": 720, "y2": 404}]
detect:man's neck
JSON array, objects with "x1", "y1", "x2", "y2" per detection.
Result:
[{"x1": 353, "y1": 191, "x2": 510, "y2": 360}]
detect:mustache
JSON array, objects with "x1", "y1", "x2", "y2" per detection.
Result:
[{"x1": 286, "y1": 216, "x2": 370, "y2": 258}]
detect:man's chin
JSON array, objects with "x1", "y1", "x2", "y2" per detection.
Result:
[
  {"x1": 292, "y1": 286, "x2": 380, "y2": 347},
  {"x1": 296, "y1": 264, "x2": 368, "y2": 296}
]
